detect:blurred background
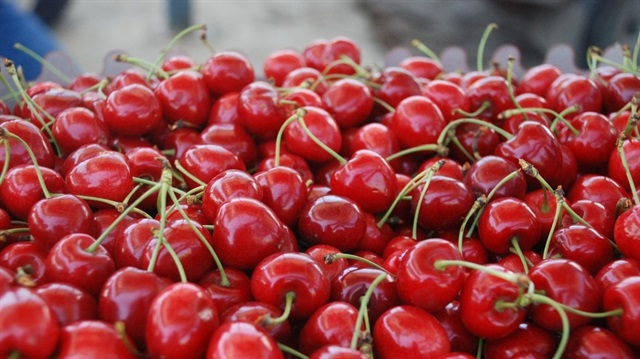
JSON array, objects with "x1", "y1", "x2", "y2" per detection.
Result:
[{"x1": 3, "y1": 0, "x2": 640, "y2": 81}]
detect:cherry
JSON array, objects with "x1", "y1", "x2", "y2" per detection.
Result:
[
  {"x1": 387, "y1": 95, "x2": 447, "y2": 149},
  {"x1": 250, "y1": 252, "x2": 331, "y2": 321},
  {"x1": 395, "y1": 238, "x2": 466, "y2": 312},
  {"x1": 146, "y1": 282, "x2": 219, "y2": 359},
  {"x1": 44, "y1": 233, "x2": 116, "y2": 297},
  {"x1": 321, "y1": 78, "x2": 373, "y2": 129},
  {"x1": 545, "y1": 74, "x2": 602, "y2": 118},
  {"x1": 0, "y1": 287, "x2": 60, "y2": 359},
  {"x1": 0, "y1": 241, "x2": 48, "y2": 286},
  {"x1": 283, "y1": 106, "x2": 342, "y2": 164},
  {"x1": 257, "y1": 151, "x2": 314, "y2": 184},
  {"x1": 254, "y1": 166, "x2": 308, "y2": 227},
  {"x1": 56, "y1": 320, "x2": 137, "y2": 358},
  {"x1": 201, "y1": 168, "x2": 263, "y2": 223},
  {"x1": 358, "y1": 212, "x2": 394, "y2": 256},
  {"x1": 448, "y1": 123, "x2": 501, "y2": 164},
  {"x1": 515, "y1": 63, "x2": 562, "y2": 97},
  {"x1": 155, "y1": 69, "x2": 211, "y2": 128},
  {"x1": 35, "y1": 282, "x2": 98, "y2": 326},
  {"x1": 563, "y1": 325, "x2": 636, "y2": 359},
  {"x1": 373, "y1": 305, "x2": 450, "y2": 359},
  {"x1": 478, "y1": 197, "x2": 542, "y2": 255},
  {"x1": 608, "y1": 137, "x2": 640, "y2": 193},
  {"x1": 0, "y1": 119, "x2": 56, "y2": 170},
  {"x1": 528, "y1": 259, "x2": 601, "y2": 331},
  {"x1": 497, "y1": 250, "x2": 543, "y2": 274},
  {"x1": 263, "y1": 48, "x2": 306, "y2": 86},
  {"x1": 371, "y1": 67, "x2": 423, "y2": 112},
  {"x1": 346, "y1": 122, "x2": 404, "y2": 171},
  {"x1": 482, "y1": 322, "x2": 559, "y2": 359},
  {"x1": 411, "y1": 175, "x2": 475, "y2": 232},
  {"x1": 101, "y1": 83, "x2": 162, "y2": 136},
  {"x1": 282, "y1": 66, "x2": 329, "y2": 95},
  {"x1": 614, "y1": 204, "x2": 640, "y2": 262},
  {"x1": 65, "y1": 150, "x2": 135, "y2": 209},
  {"x1": 98, "y1": 267, "x2": 171, "y2": 350},
  {"x1": 177, "y1": 143, "x2": 246, "y2": 189},
  {"x1": 279, "y1": 87, "x2": 324, "y2": 117},
  {"x1": 399, "y1": 56, "x2": 444, "y2": 81},
  {"x1": 330, "y1": 266, "x2": 399, "y2": 324},
  {"x1": 465, "y1": 75, "x2": 514, "y2": 121},
  {"x1": 60, "y1": 143, "x2": 109, "y2": 177},
  {"x1": 207, "y1": 92, "x2": 240, "y2": 125},
  {"x1": 212, "y1": 197, "x2": 289, "y2": 270},
  {"x1": 602, "y1": 276, "x2": 640, "y2": 347},
  {"x1": 422, "y1": 79, "x2": 471, "y2": 123},
  {"x1": 463, "y1": 155, "x2": 527, "y2": 199},
  {"x1": 563, "y1": 199, "x2": 614, "y2": 239},
  {"x1": 237, "y1": 81, "x2": 285, "y2": 139},
  {"x1": 547, "y1": 225, "x2": 615, "y2": 276},
  {"x1": 28, "y1": 194, "x2": 95, "y2": 252},
  {"x1": 206, "y1": 321, "x2": 284, "y2": 359},
  {"x1": 556, "y1": 111, "x2": 618, "y2": 171},
  {"x1": 161, "y1": 54, "x2": 196, "y2": 72},
  {"x1": 0, "y1": 164, "x2": 66, "y2": 220},
  {"x1": 567, "y1": 174, "x2": 629, "y2": 217},
  {"x1": 200, "y1": 122, "x2": 258, "y2": 168},
  {"x1": 202, "y1": 51, "x2": 255, "y2": 97},
  {"x1": 52, "y1": 106, "x2": 111, "y2": 156},
  {"x1": 17, "y1": 87, "x2": 83, "y2": 128},
  {"x1": 595, "y1": 258, "x2": 640, "y2": 291},
  {"x1": 604, "y1": 72, "x2": 640, "y2": 113},
  {"x1": 459, "y1": 264, "x2": 528, "y2": 340},
  {"x1": 161, "y1": 126, "x2": 203, "y2": 162},
  {"x1": 297, "y1": 194, "x2": 367, "y2": 253},
  {"x1": 298, "y1": 301, "x2": 360, "y2": 355},
  {"x1": 303, "y1": 36, "x2": 361, "y2": 75},
  {"x1": 198, "y1": 267, "x2": 253, "y2": 315},
  {"x1": 113, "y1": 218, "x2": 158, "y2": 269},
  {"x1": 309, "y1": 345, "x2": 369, "y2": 359},
  {"x1": 432, "y1": 301, "x2": 479, "y2": 355},
  {"x1": 103, "y1": 68, "x2": 150, "y2": 95}
]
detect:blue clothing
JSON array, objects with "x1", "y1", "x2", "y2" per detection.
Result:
[{"x1": 0, "y1": 0, "x2": 62, "y2": 80}]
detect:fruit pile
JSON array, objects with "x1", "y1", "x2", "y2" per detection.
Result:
[{"x1": 1, "y1": 24, "x2": 639, "y2": 358}]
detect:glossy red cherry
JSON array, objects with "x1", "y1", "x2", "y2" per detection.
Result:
[
  {"x1": 567, "y1": 174, "x2": 629, "y2": 217},
  {"x1": 546, "y1": 74, "x2": 602, "y2": 117},
  {"x1": 399, "y1": 56, "x2": 443, "y2": 81},
  {"x1": 200, "y1": 122, "x2": 258, "y2": 168},
  {"x1": 147, "y1": 282, "x2": 219, "y2": 359},
  {"x1": 282, "y1": 66, "x2": 329, "y2": 95},
  {"x1": 202, "y1": 51, "x2": 255, "y2": 97},
  {"x1": 0, "y1": 119, "x2": 56, "y2": 170},
  {"x1": 298, "y1": 301, "x2": 360, "y2": 355},
  {"x1": 57, "y1": 320, "x2": 137, "y2": 358},
  {"x1": 432, "y1": 301, "x2": 479, "y2": 355},
  {"x1": 515, "y1": 63, "x2": 562, "y2": 97},
  {"x1": 395, "y1": 238, "x2": 466, "y2": 312},
  {"x1": 298, "y1": 194, "x2": 367, "y2": 253},
  {"x1": 52, "y1": 106, "x2": 111, "y2": 156},
  {"x1": 410, "y1": 175, "x2": 475, "y2": 232},
  {"x1": 0, "y1": 241, "x2": 48, "y2": 286},
  {"x1": 251, "y1": 252, "x2": 331, "y2": 321},
  {"x1": 321, "y1": 78, "x2": 373, "y2": 129},
  {"x1": 178, "y1": 143, "x2": 246, "y2": 189},
  {"x1": 201, "y1": 169, "x2": 263, "y2": 223},
  {"x1": 206, "y1": 321, "x2": 284, "y2": 359},
  {"x1": 595, "y1": 258, "x2": 640, "y2": 291},
  {"x1": 608, "y1": 138, "x2": 640, "y2": 193},
  {"x1": 0, "y1": 287, "x2": 60, "y2": 359},
  {"x1": 604, "y1": 72, "x2": 640, "y2": 113},
  {"x1": 254, "y1": 166, "x2": 308, "y2": 227},
  {"x1": 263, "y1": 48, "x2": 306, "y2": 86},
  {"x1": 283, "y1": 106, "x2": 342, "y2": 164},
  {"x1": 602, "y1": 276, "x2": 640, "y2": 346},
  {"x1": 155, "y1": 70, "x2": 211, "y2": 128},
  {"x1": 237, "y1": 81, "x2": 284, "y2": 139},
  {"x1": 373, "y1": 305, "x2": 450, "y2": 359},
  {"x1": 212, "y1": 197, "x2": 288, "y2": 270},
  {"x1": 465, "y1": 75, "x2": 514, "y2": 121},
  {"x1": 482, "y1": 322, "x2": 559, "y2": 359},
  {"x1": 0, "y1": 164, "x2": 66, "y2": 220},
  {"x1": 207, "y1": 92, "x2": 240, "y2": 125},
  {"x1": 371, "y1": 67, "x2": 423, "y2": 112},
  {"x1": 614, "y1": 204, "x2": 640, "y2": 262},
  {"x1": 101, "y1": 83, "x2": 162, "y2": 136},
  {"x1": 556, "y1": 111, "x2": 617, "y2": 171},
  {"x1": 563, "y1": 325, "x2": 636, "y2": 359},
  {"x1": 422, "y1": 79, "x2": 470, "y2": 122},
  {"x1": 478, "y1": 197, "x2": 542, "y2": 255},
  {"x1": 463, "y1": 155, "x2": 527, "y2": 199},
  {"x1": 387, "y1": 95, "x2": 446, "y2": 149},
  {"x1": 303, "y1": 36, "x2": 361, "y2": 76},
  {"x1": 35, "y1": 282, "x2": 97, "y2": 326},
  {"x1": 198, "y1": 267, "x2": 253, "y2": 315},
  {"x1": 547, "y1": 225, "x2": 615, "y2": 276}
]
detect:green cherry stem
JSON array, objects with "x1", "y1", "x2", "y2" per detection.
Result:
[
  {"x1": 411, "y1": 39, "x2": 442, "y2": 64},
  {"x1": 173, "y1": 159, "x2": 207, "y2": 187},
  {"x1": 114, "y1": 54, "x2": 169, "y2": 80},
  {"x1": 434, "y1": 259, "x2": 531, "y2": 288},
  {"x1": 147, "y1": 23, "x2": 207, "y2": 81},
  {"x1": 527, "y1": 293, "x2": 570, "y2": 359},
  {"x1": 411, "y1": 160, "x2": 444, "y2": 239},
  {"x1": 260, "y1": 291, "x2": 296, "y2": 327},
  {"x1": 274, "y1": 109, "x2": 308, "y2": 167},
  {"x1": 436, "y1": 118, "x2": 514, "y2": 149},
  {"x1": 541, "y1": 188, "x2": 565, "y2": 259},
  {"x1": 477, "y1": 23, "x2": 498, "y2": 72},
  {"x1": 453, "y1": 100, "x2": 491, "y2": 118},
  {"x1": 458, "y1": 196, "x2": 487, "y2": 254},
  {"x1": 0, "y1": 70, "x2": 20, "y2": 105},
  {"x1": 371, "y1": 97, "x2": 395, "y2": 113},
  {"x1": 324, "y1": 253, "x2": 392, "y2": 275},
  {"x1": 13, "y1": 43, "x2": 73, "y2": 84},
  {"x1": 384, "y1": 143, "x2": 443, "y2": 162},
  {"x1": 296, "y1": 114, "x2": 347, "y2": 165},
  {"x1": 350, "y1": 272, "x2": 389, "y2": 350},
  {"x1": 0, "y1": 129, "x2": 51, "y2": 198},
  {"x1": 277, "y1": 344, "x2": 308, "y2": 359},
  {"x1": 617, "y1": 133, "x2": 640, "y2": 205}
]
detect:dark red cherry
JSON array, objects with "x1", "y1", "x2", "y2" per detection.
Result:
[
  {"x1": 101, "y1": 83, "x2": 162, "y2": 136},
  {"x1": 155, "y1": 70, "x2": 211, "y2": 128},
  {"x1": 202, "y1": 51, "x2": 255, "y2": 97}
]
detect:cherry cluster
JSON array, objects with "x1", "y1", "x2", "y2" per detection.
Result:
[{"x1": 1, "y1": 24, "x2": 640, "y2": 359}]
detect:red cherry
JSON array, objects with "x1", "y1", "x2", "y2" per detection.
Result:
[
  {"x1": 28, "y1": 194, "x2": 95, "y2": 252},
  {"x1": 614, "y1": 204, "x2": 640, "y2": 261},
  {"x1": 567, "y1": 174, "x2": 629, "y2": 217},
  {"x1": 0, "y1": 164, "x2": 66, "y2": 220},
  {"x1": 251, "y1": 252, "x2": 331, "y2": 321},
  {"x1": 608, "y1": 138, "x2": 640, "y2": 193},
  {"x1": 103, "y1": 68, "x2": 150, "y2": 95},
  {"x1": 547, "y1": 225, "x2": 615, "y2": 276},
  {"x1": 0, "y1": 119, "x2": 56, "y2": 170},
  {"x1": 602, "y1": 276, "x2": 640, "y2": 346},
  {"x1": 155, "y1": 70, "x2": 211, "y2": 128},
  {"x1": 200, "y1": 122, "x2": 258, "y2": 168},
  {"x1": 410, "y1": 176, "x2": 475, "y2": 232},
  {"x1": 207, "y1": 92, "x2": 240, "y2": 125},
  {"x1": 422, "y1": 79, "x2": 471, "y2": 122},
  {"x1": 563, "y1": 199, "x2": 614, "y2": 239},
  {"x1": 147, "y1": 282, "x2": 219, "y2": 359},
  {"x1": 459, "y1": 265, "x2": 528, "y2": 340},
  {"x1": 321, "y1": 78, "x2": 373, "y2": 129},
  {"x1": 604, "y1": 72, "x2": 640, "y2": 113},
  {"x1": 528, "y1": 259, "x2": 601, "y2": 331},
  {"x1": 0, "y1": 241, "x2": 48, "y2": 286},
  {"x1": 201, "y1": 169, "x2": 263, "y2": 223},
  {"x1": 198, "y1": 267, "x2": 253, "y2": 315},
  {"x1": 161, "y1": 54, "x2": 196, "y2": 72},
  {"x1": 56, "y1": 320, "x2": 136, "y2": 358},
  {"x1": 399, "y1": 56, "x2": 444, "y2": 81},
  {"x1": 304, "y1": 36, "x2": 361, "y2": 76},
  {"x1": 178, "y1": 143, "x2": 246, "y2": 189},
  {"x1": 432, "y1": 301, "x2": 479, "y2": 355},
  {"x1": 371, "y1": 67, "x2": 423, "y2": 112},
  {"x1": 237, "y1": 81, "x2": 284, "y2": 139},
  {"x1": 283, "y1": 106, "x2": 342, "y2": 164},
  {"x1": 44, "y1": 233, "x2": 116, "y2": 297},
  {"x1": 35, "y1": 282, "x2": 97, "y2": 326},
  {"x1": 220, "y1": 301, "x2": 294, "y2": 345},
  {"x1": 373, "y1": 305, "x2": 450, "y2": 359},
  {"x1": 546, "y1": 74, "x2": 602, "y2": 117},
  {"x1": 212, "y1": 197, "x2": 288, "y2": 270},
  {"x1": 448, "y1": 123, "x2": 501, "y2": 164},
  {"x1": 595, "y1": 258, "x2": 640, "y2": 291},
  {"x1": 254, "y1": 166, "x2": 308, "y2": 227},
  {"x1": 387, "y1": 95, "x2": 446, "y2": 149},
  {"x1": 206, "y1": 321, "x2": 284, "y2": 359},
  {"x1": 556, "y1": 111, "x2": 617, "y2": 171},
  {"x1": 298, "y1": 301, "x2": 360, "y2": 355},
  {"x1": 463, "y1": 155, "x2": 527, "y2": 199},
  {"x1": 101, "y1": 83, "x2": 162, "y2": 136},
  {"x1": 563, "y1": 325, "x2": 636, "y2": 359},
  {"x1": 52, "y1": 106, "x2": 111, "y2": 156},
  {"x1": 282, "y1": 66, "x2": 329, "y2": 95},
  {"x1": 465, "y1": 75, "x2": 514, "y2": 122},
  {"x1": 482, "y1": 322, "x2": 559, "y2": 359},
  {"x1": 0, "y1": 287, "x2": 60, "y2": 359},
  {"x1": 478, "y1": 197, "x2": 542, "y2": 255},
  {"x1": 298, "y1": 194, "x2": 367, "y2": 253},
  {"x1": 395, "y1": 238, "x2": 466, "y2": 312},
  {"x1": 515, "y1": 63, "x2": 562, "y2": 97},
  {"x1": 263, "y1": 48, "x2": 306, "y2": 86},
  {"x1": 202, "y1": 51, "x2": 255, "y2": 97}
]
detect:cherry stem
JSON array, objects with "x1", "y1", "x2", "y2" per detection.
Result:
[
  {"x1": 528, "y1": 293, "x2": 569, "y2": 359},
  {"x1": 146, "y1": 165, "x2": 172, "y2": 273},
  {"x1": 412, "y1": 160, "x2": 444, "y2": 239},
  {"x1": 147, "y1": 23, "x2": 207, "y2": 81},
  {"x1": 411, "y1": 39, "x2": 442, "y2": 64},
  {"x1": 0, "y1": 130, "x2": 51, "y2": 198},
  {"x1": 617, "y1": 133, "x2": 640, "y2": 205},
  {"x1": 13, "y1": 43, "x2": 73, "y2": 84},
  {"x1": 458, "y1": 195, "x2": 487, "y2": 254},
  {"x1": 166, "y1": 188, "x2": 230, "y2": 286},
  {"x1": 436, "y1": 118, "x2": 514, "y2": 149},
  {"x1": 114, "y1": 54, "x2": 169, "y2": 80},
  {"x1": 465, "y1": 169, "x2": 522, "y2": 238},
  {"x1": 435, "y1": 259, "x2": 530, "y2": 288},
  {"x1": 542, "y1": 187, "x2": 566, "y2": 259},
  {"x1": 0, "y1": 71, "x2": 20, "y2": 104},
  {"x1": 174, "y1": 159, "x2": 207, "y2": 187},
  {"x1": 631, "y1": 31, "x2": 640, "y2": 73},
  {"x1": 385, "y1": 143, "x2": 443, "y2": 162},
  {"x1": 506, "y1": 56, "x2": 529, "y2": 121},
  {"x1": 509, "y1": 238, "x2": 530, "y2": 274},
  {"x1": 350, "y1": 272, "x2": 389, "y2": 350},
  {"x1": 322, "y1": 55, "x2": 370, "y2": 78},
  {"x1": 114, "y1": 321, "x2": 145, "y2": 357},
  {"x1": 274, "y1": 109, "x2": 308, "y2": 167},
  {"x1": 371, "y1": 97, "x2": 395, "y2": 113},
  {"x1": 453, "y1": 100, "x2": 491, "y2": 118},
  {"x1": 477, "y1": 23, "x2": 498, "y2": 72},
  {"x1": 324, "y1": 253, "x2": 392, "y2": 275},
  {"x1": 277, "y1": 344, "x2": 308, "y2": 359},
  {"x1": 261, "y1": 291, "x2": 295, "y2": 327},
  {"x1": 297, "y1": 115, "x2": 347, "y2": 165},
  {"x1": 15, "y1": 266, "x2": 36, "y2": 287},
  {"x1": 624, "y1": 95, "x2": 638, "y2": 138},
  {"x1": 8, "y1": 351, "x2": 21, "y2": 359}
]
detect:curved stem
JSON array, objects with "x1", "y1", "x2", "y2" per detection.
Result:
[
  {"x1": 277, "y1": 344, "x2": 308, "y2": 359},
  {"x1": 477, "y1": 23, "x2": 498, "y2": 72},
  {"x1": 326, "y1": 253, "x2": 392, "y2": 275},
  {"x1": 458, "y1": 196, "x2": 487, "y2": 253},
  {"x1": 350, "y1": 273, "x2": 389, "y2": 350},
  {"x1": 2, "y1": 131, "x2": 51, "y2": 198},
  {"x1": 411, "y1": 39, "x2": 442, "y2": 64},
  {"x1": 529, "y1": 294, "x2": 570, "y2": 359},
  {"x1": 296, "y1": 116, "x2": 346, "y2": 165},
  {"x1": 542, "y1": 188, "x2": 565, "y2": 259},
  {"x1": 510, "y1": 238, "x2": 529, "y2": 274},
  {"x1": 436, "y1": 118, "x2": 514, "y2": 148},
  {"x1": 261, "y1": 291, "x2": 295, "y2": 326},
  {"x1": 385, "y1": 144, "x2": 440, "y2": 162},
  {"x1": 412, "y1": 160, "x2": 444, "y2": 239},
  {"x1": 616, "y1": 134, "x2": 640, "y2": 205},
  {"x1": 173, "y1": 159, "x2": 207, "y2": 187},
  {"x1": 13, "y1": 43, "x2": 73, "y2": 84},
  {"x1": 147, "y1": 23, "x2": 207, "y2": 81},
  {"x1": 274, "y1": 109, "x2": 307, "y2": 167},
  {"x1": 434, "y1": 259, "x2": 528, "y2": 287}
]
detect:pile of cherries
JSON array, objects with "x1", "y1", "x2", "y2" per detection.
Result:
[{"x1": 1, "y1": 24, "x2": 640, "y2": 358}]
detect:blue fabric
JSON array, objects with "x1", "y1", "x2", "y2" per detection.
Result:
[{"x1": 0, "y1": 0, "x2": 62, "y2": 80}]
